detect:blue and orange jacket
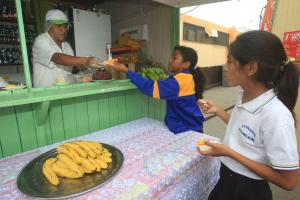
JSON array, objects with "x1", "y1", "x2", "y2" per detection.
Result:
[{"x1": 127, "y1": 69, "x2": 204, "y2": 134}]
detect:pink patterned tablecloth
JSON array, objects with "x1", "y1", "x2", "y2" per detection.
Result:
[{"x1": 0, "y1": 118, "x2": 220, "y2": 200}]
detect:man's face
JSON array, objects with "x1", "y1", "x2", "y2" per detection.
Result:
[{"x1": 49, "y1": 23, "x2": 69, "y2": 44}]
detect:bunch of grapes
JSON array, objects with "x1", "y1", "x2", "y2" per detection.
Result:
[{"x1": 94, "y1": 69, "x2": 112, "y2": 80}]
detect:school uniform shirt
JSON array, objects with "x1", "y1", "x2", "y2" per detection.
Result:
[
  {"x1": 221, "y1": 89, "x2": 299, "y2": 180},
  {"x1": 127, "y1": 69, "x2": 204, "y2": 134},
  {"x1": 32, "y1": 32, "x2": 73, "y2": 87}
]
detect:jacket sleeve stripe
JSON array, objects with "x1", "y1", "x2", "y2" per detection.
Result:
[{"x1": 153, "y1": 80, "x2": 160, "y2": 99}]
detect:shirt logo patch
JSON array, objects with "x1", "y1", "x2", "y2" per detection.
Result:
[{"x1": 239, "y1": 125, "x2": 256, "y2": 142}]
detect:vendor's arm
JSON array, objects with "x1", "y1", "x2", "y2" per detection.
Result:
[
  {"x1": 33, "y1": 37, "x2": 98, "y2": 69},
  {"x1": 51, "y1": 53, "x2": 98, "y2": 68}
]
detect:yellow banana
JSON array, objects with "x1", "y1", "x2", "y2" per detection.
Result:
[
  {"x1": 64, "y1": 142, "x2": 87, "y2": 158},
  {"x1": 87, "y1": 157, "x2": 101, "y2": 172},
  {"x1": 74, "y1": 141, "x2": 97, "y2": 158},
  {"x1": 99, "y1": 155, "x2": 112, "y2": 163},
  {"x1": 81, "y1": 141, "x2": 101, "y2": 155},
  {"x1": 43, "y1": 158, "x2": 59, "y2": 186},
  {"x1": 55, "y1": 160, "x2": 68, "y2": 169},
  {"x1": 57, "y1": 154, "x2": 84, "y2": 176},
  {"x1": 80, "y1": 165, "x2": 93, "y2": 174},
  {"x1": 57, "y1": 146, "x2": 81, "y2": 164},
  {"x1": 96, "y1": 157, "x2": 108, "y2": 169},
  {"x1": 102, "y1": 152, "x2": 112, "y2": 158},
  {"x1": 52, "y1": 162, "x2": 82, "y2": 178},
  {"x1": 80, "y1": 156, "x2": 96, "y2": 171},
  {"x1": 87, "y1": 141, "x2": 103, "y2": 154}
]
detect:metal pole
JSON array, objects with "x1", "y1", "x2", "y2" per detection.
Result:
[
  {"x1": 15, "y1": 0, "x2": 32, "y2": 88},
  {"x1": 172, "y1": 7, "x2": 180, "y2": 48}
]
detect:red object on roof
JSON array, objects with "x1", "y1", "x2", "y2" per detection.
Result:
[{"x1": 260, "y1": 0, "x2": 276, "y2": 32}]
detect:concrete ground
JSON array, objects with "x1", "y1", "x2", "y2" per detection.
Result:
[{"x1": 203, "y1": 86, "x2": 300, "y2": 200}]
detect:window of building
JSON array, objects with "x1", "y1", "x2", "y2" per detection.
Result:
[{"x1": 183, "y1": 23, "x2": 229, "y2": 46}]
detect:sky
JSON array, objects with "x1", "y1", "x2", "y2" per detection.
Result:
[{"x1": 180, "y1": 0, "x2": 267, "y2": 32}]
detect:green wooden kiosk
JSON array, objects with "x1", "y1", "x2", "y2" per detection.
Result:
[{"x1": 0, "y1": 0, "x2": 181, "y2": 158}]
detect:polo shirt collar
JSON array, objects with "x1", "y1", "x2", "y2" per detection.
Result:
[{"x1": 237, "y1": 89, "x2": 276, "y2": 114}]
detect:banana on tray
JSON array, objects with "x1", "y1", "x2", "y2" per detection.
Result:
[
  {"x1": 43, "y1": 158, "x2": 59, "y2": 186},
  {"x1": 42, "y1": 140, "x2": 113, "y2": 186}
]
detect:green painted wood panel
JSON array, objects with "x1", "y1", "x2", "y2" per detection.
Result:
[
  {"x1": 61, "y1": 98, "x2": 77, "y2": 139},
  {"x1": 74, "y1": 97, "x2": 90, "y2": 136},
  {"x1": 154, "y1": 99, "x2": 161, "y2": 120},
  {"x1": 34, "y1": 126, "x2": 48, "y2": 147},
  {"x1": 160, "y1": 100, "x2": 166, "y2": 121},
  {"x1": 0, "y1": 140, "x2": 3, "y2": 158},
  {"x1": 0, "y1": 107, "x2": 22, "y2": 156},
  {"x1": 140, "y1": 94, "x2": 149, "y2": 118},
  {"x1": 49, "y1": 100, "x2": 65, "y2": 143},
  {"x1": 108, "y1": 93, "x2": 119, "y2": 127},
  {"x1": 44, "y1": 114, "x2": 53, "y2": 144},
  {"x1": 117, "y1": 91, "x2": 127, "y2": 124},
  {"x1": 0, "y1": 89, "x2": 166, "y2": 158},
  {"x1": 15, "y1": 104, "x2": 38, "y2": 152},
  {"x1": 148, "y1": 98, "x2": 155, "y2": 119},
  {"x1": 87, "y1": 95, "x2": 100, "y2": 132},
  {"x1": 125, "y1": 90, "x2": 137, "y2": 121},
  {"x1": 132, "y1": 92, "x2": 142, "y2": 120},
  {"x1": 98, "y1": 94, "x2": 110, "y2": 129}
]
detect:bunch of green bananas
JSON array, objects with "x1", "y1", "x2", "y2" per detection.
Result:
[
  {"x1": 140, "y1": 68, "x2": 168, "y2": 80},
  {"x1": 42, "y1": 141, "x2": 112, "y2": 186}
]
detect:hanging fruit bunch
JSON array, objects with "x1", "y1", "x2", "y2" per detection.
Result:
[
  {"x1": 117, "y1": 32, "x2": 141, "y2": 50},
  {"x1": 140, "y1": 68, "x2": 168, "y2": 80}
]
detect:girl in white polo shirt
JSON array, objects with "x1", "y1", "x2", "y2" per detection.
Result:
[{"x1": 198, "y1": 31, "x2": 299, "y2": 200}]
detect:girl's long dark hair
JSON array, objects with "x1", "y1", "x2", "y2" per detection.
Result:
[
  {"x1": 229, "y1": 31, "x2": 299, "y2": 119},
  {"x1": 174, "y1": 45, "x2": 205, "y2": 100}
]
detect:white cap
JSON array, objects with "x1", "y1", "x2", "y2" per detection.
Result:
[{"x1": 45, "y1": 9, "x2": 68, "y2": 23}]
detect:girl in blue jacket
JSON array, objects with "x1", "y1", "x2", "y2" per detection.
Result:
[{"x1": 107, "y1": 46, "x2": 205, "y2": 134}]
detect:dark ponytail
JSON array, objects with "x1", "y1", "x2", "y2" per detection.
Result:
[
  {"x1": 192, "y1": 67, "x2": 206, "y2": 99},
  {"x1": 174, "y1": 45, "x2": 205, "y2": 100},
  {"x1": 274, "y1": 61, "x2": 299, "y2": 118},
  {"x1": 229, "y1": 31, "x2": 299, "y2": 120}
]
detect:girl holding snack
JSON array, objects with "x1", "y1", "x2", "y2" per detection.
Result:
[{"x1": 198, "y1": 31, "x2": 299, "y2": 200}]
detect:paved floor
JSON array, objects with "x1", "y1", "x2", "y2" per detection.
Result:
[{"x1": 203, "y1": 86, "x2": 300, "y2": 200}]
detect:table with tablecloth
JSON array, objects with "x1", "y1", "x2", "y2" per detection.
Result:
[{"x1": 0, "y1": 118, "x2": 220, "y2": 200}]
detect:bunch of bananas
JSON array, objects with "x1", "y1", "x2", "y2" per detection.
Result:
[
  {"x1": 140, "y1": 68, "x2": 168, "y2": 80},
  {"x1": 42, "y1": 141, "x2": 112, "y2": 186}
]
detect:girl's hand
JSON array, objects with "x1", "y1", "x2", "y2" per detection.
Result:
[
  {"x1": 199, "y1": 141, "x2": 232, "y2": 157},
  {"x1": 106, "y1": 59, "x2": 128, "y2": 73},
  {"x1": 197, "y1": 99, "x2": 220, "y2": 114}
]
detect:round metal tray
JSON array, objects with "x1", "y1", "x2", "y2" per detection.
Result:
[{"x1": 17, "y1": 143, "x2": 124, "y2": 199}]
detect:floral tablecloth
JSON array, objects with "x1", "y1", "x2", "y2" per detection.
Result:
[{"x1": 0, "y1": 118, "x2": 220, "y2": 200}]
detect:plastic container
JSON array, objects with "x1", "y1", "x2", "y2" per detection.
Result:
[
  {"x1": 67, "y1": 74, "x2": 93, "y2": 83},
  {"x1": 0, "y1": 76, "x2": 8, "y2": 87}
]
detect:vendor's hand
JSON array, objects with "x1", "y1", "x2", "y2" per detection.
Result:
[
  {"x1": 198, "y1": 99, "x2": 220, "y2": 114},
  {"x1": 84, "y1": 57, "x2": 99, "y2": 68},
  {"x1": 106, "y1": 60, "x2": 128, "y2": 73},
  {"x1": 199, "y1": 141, "x2": 232, "y2": 157}
]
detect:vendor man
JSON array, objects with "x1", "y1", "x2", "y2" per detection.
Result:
[{"x1": 32, "y1": 9, "x2": 98, "y2": 87}]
